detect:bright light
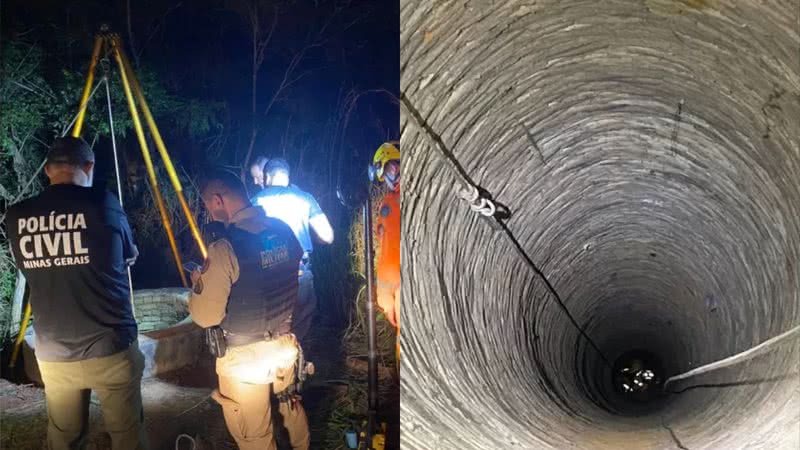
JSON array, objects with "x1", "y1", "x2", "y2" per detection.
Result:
[
  {"x1": 269, "y1": 171, "x2": 290, "y2": 187},
  {"x1": 255, "y1": 191, "x2": 309, "y2": 240},
  {"x1": 219, "y1": 338, "x2": 298, "y2": 384}
]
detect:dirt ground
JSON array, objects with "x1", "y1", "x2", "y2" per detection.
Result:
[
  {"x1": 1, "y1": 359, "x2": 232, "y2": 450},
  {"x1": 0, "y1": 325, "x2": 399, "y2": 450}
]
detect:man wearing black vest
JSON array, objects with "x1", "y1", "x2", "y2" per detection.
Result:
[
  {"x1": 188, "y1": 171, "x2": 309, "y2": 450},
  {"x1": 5, "y1": 137, "x2": 147, "y2": 450}
]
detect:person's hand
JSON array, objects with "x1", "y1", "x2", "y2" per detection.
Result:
[
  {"x1": 383, "y1": 308, "x2": 397, "y2": 328},
  {"x1": 190, "y1": 268, "x2": 204, "y2": 295},
  {"x1": 125, "y1": 245, "x2": 140, "y2": 267}
]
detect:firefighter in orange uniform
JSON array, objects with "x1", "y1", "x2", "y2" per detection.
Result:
[{"x1": 371, "y1": 143, "x2": 400, "y2": 356}]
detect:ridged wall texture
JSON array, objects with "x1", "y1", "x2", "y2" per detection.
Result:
[{"x1": 400, "y1": 1, "x2": 800, "y2": 449}]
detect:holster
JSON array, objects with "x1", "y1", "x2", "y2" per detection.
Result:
[
  {"x1": 205, "y1": 326, "x2": 227, "y2": 358},
  {"x1": 295, "y1": 341, "x2": 316, "y2": 392}
]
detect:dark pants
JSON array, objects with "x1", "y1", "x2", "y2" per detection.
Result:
[{"x1": 293, "y1": 260, "x2": 317, "y2": 343}]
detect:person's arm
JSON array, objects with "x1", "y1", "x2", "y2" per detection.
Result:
[
  {"x1": 102, "y1": 192, "x2": 139, "y2": 267},
  {"x1": 308, "y1": 195, "x2": 334, "y2": 244},
  {"x1": 120, "y1": 213, "x2": 139, "y2": 267},
  {"x1": 309, "y1": 214, "x2": 333, "y2": 244},
  {"x1": 189, "y1": 239, "x2": 239, "y2": 328}
]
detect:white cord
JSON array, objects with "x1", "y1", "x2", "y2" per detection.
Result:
[
  {"x1": 103, "y1": 75, "x2": 136, "y2": 316},
  {"x1": 175, "y1": 434, "x2": 196, "y2": 450},
  {"x1": 664, "y1": 324, "x2": 800, "y2": 391},
  {"x1": 459, "y1": 185, "x2": 480, "y2": 203},
  {"x1": 104, "y1": 77, "x2": 124, "y2": 208},
  {"x1": 61, "y1": 78, "x2": 106, "y2": 137}
]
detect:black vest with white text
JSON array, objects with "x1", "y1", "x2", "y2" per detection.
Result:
[{"x1": 220, "y1": 218, "x2": 303, "y2": 337}]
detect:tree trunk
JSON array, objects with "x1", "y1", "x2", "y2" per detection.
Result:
[{"x1": 242, "y1": 8, "x2": 260, "y2": 182}]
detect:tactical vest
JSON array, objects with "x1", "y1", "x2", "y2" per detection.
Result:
[{"x1": 220, "y1": 219, "x2": 302, "y2": 338}]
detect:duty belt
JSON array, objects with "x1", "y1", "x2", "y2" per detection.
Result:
[{"x1": 223, "y1": 330, "x2": 290, "y2": 347}]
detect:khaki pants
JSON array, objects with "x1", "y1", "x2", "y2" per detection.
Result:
[
  {"x1": 212, "y1": 337, "x2": 310, "y2": 450},
  {"x1": 37, "y1": 342, "x2": 148, "y2": 450}
]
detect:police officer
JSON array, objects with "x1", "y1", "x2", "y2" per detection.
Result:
[
  {"x1": 249, "y1": 155, "x2": 269, "y2": 189},
  {"x1": 6, "y1": 137, "x2": 147, "y2": 450},
  {"x1": 250, "y1": 158, "x2": 334, "y2": 344},
  {"x1": 189, "y1": 170, "x2": 310, "y2": 450}
]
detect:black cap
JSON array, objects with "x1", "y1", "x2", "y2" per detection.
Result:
[
  {"x1": 46, "y1": 137, "x2": 95, "y2": 165},
  {"x1": 264, "y1": 157, "x2": 290, "y2": 176}
]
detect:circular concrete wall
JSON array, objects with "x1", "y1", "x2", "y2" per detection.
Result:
[
  {"x1": 134, "y1": 288, "x2": 202, "y2": 378},
  {"x1": 400, "y1": 1, "x2": 800, "y2": 449},
  {"x1": 133, "y1": 288, "x2": 191, "y2": 333},
  {"x1": 23, "y1": 288, "x2": 202, "y2": 382}
]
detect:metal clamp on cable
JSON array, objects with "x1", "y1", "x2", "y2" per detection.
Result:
[
  {"x1": 99, "y1": 56, "x2": 112, "y2": 81},
  {"x1": 458, "y1": 185, "x2": 497, "y2": 217}
]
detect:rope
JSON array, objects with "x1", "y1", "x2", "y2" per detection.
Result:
[
  {"x1": 103, "y1": 70, "x2": 136, "y2": 316},
  {"x1": 400, "y1": 92, "x2": 614, "y2": 370},
  {"x1": 61, "y1": 78, "x2": 106, "y2": 137},
  {"x1": 399, "y1": 92, "x2": 496, "y2": 214},
  {"x1": 174, "y1": 434, "x2": 197, "y2": 450},
  {"x1": 663, "y1": 323, "x2": 800, "y2": 392},
  {"x1": 175, "y1": 394, "x2": 212, "y2": 417}
]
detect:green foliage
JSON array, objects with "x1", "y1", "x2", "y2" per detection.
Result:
[
  {"x1": 0, "y1": 242, "x2": 18, "y2": 345},
  {"x1": 349, "y1": 186, "x2": 386, "y2": 277},
  {"x1": 0, "y1": 42, "x2": 53, "y2": 201},
  {"x1": 0, "y1": 44, "x2": 55, "y2": 148},
  {"x1": 53, "y1": 66, "x2": 222, "y2": 142},
  {"x1": 0, "y1": 41, "x2": 57, "y2": 343},
  {"x1": 175, "y1": 98, "x2": 226, "y2": 139}
]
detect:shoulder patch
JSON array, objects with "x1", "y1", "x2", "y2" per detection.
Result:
[{"x1": 204, "y1": 221, "x2": 228, "y2": 243}]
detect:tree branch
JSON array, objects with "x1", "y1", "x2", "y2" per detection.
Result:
[
  {"x1": 126, "y1": 0, "x2": 140, "y2": 68},
  {"x1": 241, "y1": 3, "x2": 279, "y2": 179},
  {"x1": 138, "y1": 2, "x2": 184, "y2": 63}
]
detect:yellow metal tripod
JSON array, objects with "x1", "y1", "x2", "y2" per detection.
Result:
[{"x1": 10, "y1": 28, "x2": 207, "y2": 368}]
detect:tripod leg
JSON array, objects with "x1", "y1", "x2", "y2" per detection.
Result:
[
  {"x1": 71, "y1": 35, "x2": 104, "y2": 138},
  {"x1": 110, "y1": 38, "x2": 189, "y2": 288}
]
